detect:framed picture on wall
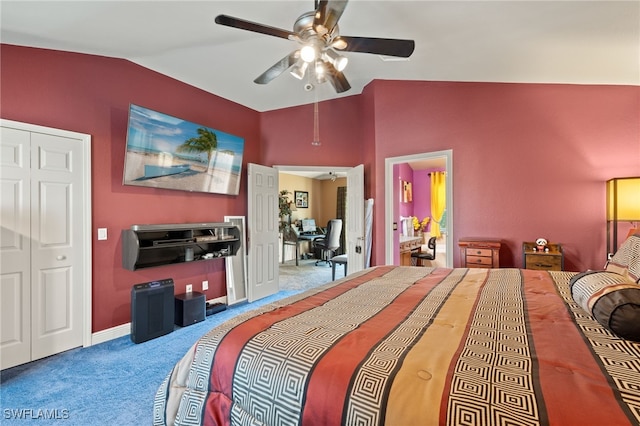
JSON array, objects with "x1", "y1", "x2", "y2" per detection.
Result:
[
  {"x1": 122, "y1": 104, "x2": 245, "y2": 195},
  {"x1": 402, "y1": 180, "x2": 413, "y2": 203},
  {"x1": 295, "y1": 191, "x2": 309, "y2": 208}
]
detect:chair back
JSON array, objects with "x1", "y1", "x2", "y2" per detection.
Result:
[
  {"x1": 325, "y1": 219, "x2": 343, "y2": 251},
  {"x1": 427, "y1": 236, "x2": 437, "y2": 257}
]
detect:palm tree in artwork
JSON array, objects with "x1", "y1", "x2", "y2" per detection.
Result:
[{"x1": 176, "y1": 127, "x2": 218, "y2": 172}]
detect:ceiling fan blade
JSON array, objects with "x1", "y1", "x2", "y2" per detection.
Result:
[
  {"x1": 314, "y1": 0, "x2": 348, "y2": 36},
  {"x1": 215, "y1": 14, "x2": 295, "y2": 40},
  {"x1": 254, "y1": 52, "x2": 299, "y2": 84},
  {"x1": 324, "y1": 62, "x2": 351, "y2": 93},
  {"x1": 336, "y1": 36, "x2": 415, "y2": 58}
]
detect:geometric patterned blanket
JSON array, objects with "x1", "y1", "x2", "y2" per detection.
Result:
[{"x1": 154, "y1": 266, "x2": 640, "y2": 425}]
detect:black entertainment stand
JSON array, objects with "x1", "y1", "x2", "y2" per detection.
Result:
[{"x1": 122, "y1": 222, "x2": 241, "y2": 270}]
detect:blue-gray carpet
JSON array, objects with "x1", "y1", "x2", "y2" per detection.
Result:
[{"x1": 1, "y1": 262, "x2": 334, "y2": 425}]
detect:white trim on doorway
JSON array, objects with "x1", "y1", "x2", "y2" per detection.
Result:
[{"x1": 384, "y1": 150, "x2": 453, "y2": 267}]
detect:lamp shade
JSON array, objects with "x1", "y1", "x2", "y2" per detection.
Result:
[{"x1": 607, "y1": 177, "x2": 640, "y2": 221}]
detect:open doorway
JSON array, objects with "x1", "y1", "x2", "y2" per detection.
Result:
[
  {"x1": 384, "y1": 150, "x2": 453, "y2": 268},
  {"x1": 272, "y1": 165, "x2": 365, "y2": 289}
]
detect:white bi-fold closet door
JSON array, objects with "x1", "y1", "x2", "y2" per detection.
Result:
[{"x1": 1, "y1": 120, "x2": 91, "y2": 370}]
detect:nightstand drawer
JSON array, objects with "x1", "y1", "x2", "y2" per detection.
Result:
[
  {"x1": 466, "y1": 255, "x2": 493, "y2": 267},
  {"x1": 459, "y1": 238, "x2": 501, "y2": 268},
  {"x1": 525, "y1": 254, "x2": 563, "y2": 271},
  {"x1": 465, "y1": 248, "x2": 493, "y2": 257}
]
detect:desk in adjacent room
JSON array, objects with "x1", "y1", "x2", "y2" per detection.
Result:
[{"x1": 282, "y1": 227, "x2": 324, "y2": 265}]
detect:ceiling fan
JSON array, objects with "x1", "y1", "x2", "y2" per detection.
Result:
[{"x1": 215, "y1": 0, "x2": 415, "y2": 93}]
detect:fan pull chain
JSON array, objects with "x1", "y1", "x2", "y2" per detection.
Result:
[{"x1": 312, "y1": 95, "x2": 321, "y2": 146}]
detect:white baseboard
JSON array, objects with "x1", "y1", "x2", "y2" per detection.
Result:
[
  {"x1": 207, "y1": 296, "x2": 227, "y2": 305},
  {"x1": 91, "y1": 323, "x2": 130, "y2": 345}
]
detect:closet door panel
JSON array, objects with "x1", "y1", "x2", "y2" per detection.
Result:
[
  {"x1": 0, "y1": 127, "x2": 32, "y2": 369},
  {"x1": 30, "y1": 133, "x2": 84, "y2": 361}
]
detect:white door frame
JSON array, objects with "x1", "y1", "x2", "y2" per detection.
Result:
[
  {"x1": 274, "y1": 165, "x2": 353, "y2": 180},
  {"x1": 384, "y1": 150, "x2": 453, "y2": 267},
  {"x1": 0, "y1": 119, "x2": 92, "y2": 349}
]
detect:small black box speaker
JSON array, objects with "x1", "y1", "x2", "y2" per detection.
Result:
[
  {"x1": 131, "y1": 278, "x2": 174, "y2": 344},
  {"x1": 174, "y1": 292, "x2": 206, "y2": 327}
]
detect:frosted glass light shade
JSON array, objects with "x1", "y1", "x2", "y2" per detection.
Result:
[{"x1": 607, "y1": 177, "x2": 640, "y2": 221}]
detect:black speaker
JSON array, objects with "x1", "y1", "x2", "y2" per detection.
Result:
[
  {"x1": 130, "y1": 278, "x2": 174, "y2": 344},
  {"x1": 174, "y1": 292, "x2": 206, "y2": 327}
]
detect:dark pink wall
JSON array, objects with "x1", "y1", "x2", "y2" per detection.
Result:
[
  {"x1": 259, "y1": 96, "x2": 364, "y2": 166},
  {"x1": 367, "y1": 80, "x2": 640, "y2": 270},
  {"x1": 2, "y1": 44, "x2": 639, "y2": 333},
  {"x1": 1, "y1": 45, "x2": 260, "y2": 332}
]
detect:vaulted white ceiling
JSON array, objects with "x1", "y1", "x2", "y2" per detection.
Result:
[{"x1": 2, "y1": 1, "x2": 638, "y2": 112}]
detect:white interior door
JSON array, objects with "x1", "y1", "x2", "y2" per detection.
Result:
[
  {"x1": 1, "y1": 121, "x2": 90, "y2": 370},
  {"x1": 346, "y1": 164, "x2": 365, "y2": 274},
  {"x1": 247, "y1": 163, "x2": 279, "y2": 302},
  {"x1": 1, "y1": 127, "x2": 32, "y2": 368},
  {"x1": 30, "y1": 132, "x2": 85, "y2": 360}
]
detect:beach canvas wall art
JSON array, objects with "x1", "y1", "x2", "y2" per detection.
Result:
[{"x1": 123, "y1": 104, "x2": 244, "y2": 195}]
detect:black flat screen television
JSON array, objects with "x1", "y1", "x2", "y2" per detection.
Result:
[{"x1": 122, "y1": 104, "x2": 244, "y2": 195}]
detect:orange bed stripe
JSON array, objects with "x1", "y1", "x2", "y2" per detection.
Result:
[{"x1": 387, "y1": 268, "x2": 487, "y2": 425}]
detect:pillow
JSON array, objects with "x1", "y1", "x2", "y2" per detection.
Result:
[
  {"x1": 570, "y1": 270, "x2": 640, "y2": 341},
  {"x1": 606, "y1": 234, "x2": 640, "y2": 282}
]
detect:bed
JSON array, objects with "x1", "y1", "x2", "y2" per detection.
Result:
[{"x1": 154, "y1": 234, "x2": 640, "y2": 426}]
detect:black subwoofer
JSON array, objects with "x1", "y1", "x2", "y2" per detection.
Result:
[
  {"x1": 130, "y1": 278, "x2": 175, "y2": 344},
  {"x1": 174, "y1": 292, "x2": 206, "y2": 327}
]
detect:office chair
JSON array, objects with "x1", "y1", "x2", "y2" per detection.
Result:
[
  {"x1": 314, "y1": 219, "x2": 342, "y2": 266},
  {"x1": 411, "y1": 236, "x2": 437, "y2": 266}
]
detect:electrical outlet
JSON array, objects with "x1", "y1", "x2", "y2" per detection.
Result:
[
  {"x1": 186, "y1": 284, "x2": 192, "y2": 293},
  {"x1": 202, "y1": 280, "x2": 209, "y2": 291}
]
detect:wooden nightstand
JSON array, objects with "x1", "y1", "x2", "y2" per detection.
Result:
[
  {"x1": 459, "y1": 238, "x2": 501, "y2": 268},
  {"x1": 522, "y1": 242, "x2": 564, "y2": 271}
]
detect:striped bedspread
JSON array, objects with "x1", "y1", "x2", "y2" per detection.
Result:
[{"x1": 154, "y1": 266, "x2": 640, "y2": 425}]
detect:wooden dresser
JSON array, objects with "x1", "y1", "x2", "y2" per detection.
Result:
[
  {"x1": 459, "y1": 238, "x2": 501, "y2": 268},
  {"x1": 522, "y1": 242, "x2": 564, "y2": 271}
]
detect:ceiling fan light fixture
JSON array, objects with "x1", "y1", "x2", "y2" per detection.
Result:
[
  {"x1": 315, "y1": 61, "x2": 326, "y2": 77},
  {"x1": 335, "y1": 56, "x2": 348, "y2": 71},
  {"x1": 330, "y1": 37, "x2": 348, "y2": 50},
  {"x1": 300, "y1": 45, "x2": 316, "y2": 62},
  {"x1": 215, "y1": 4, "x2": 416, "y2": 95},
  {"x1": 290, "y1": 61, "x2": 308, "y2": 80},
  {"x1": 322, "y1": 49, "x2": 348, "y2": 72}
]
